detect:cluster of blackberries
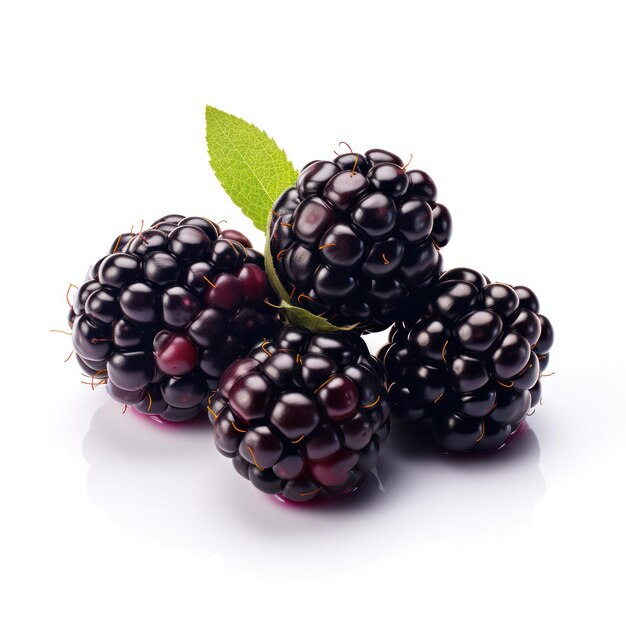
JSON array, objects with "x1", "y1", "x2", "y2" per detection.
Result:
[
  {"x1": 68, "y1": 214, "x2": 279, "y2": 422},
  {"x1": 66, "y1": 148, "x2": 553, "y2": 503},
  {"x1": 269, "y1": 149, "x2": 452, "y2": 332}
]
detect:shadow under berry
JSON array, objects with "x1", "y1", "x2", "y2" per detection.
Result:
[{"x1": 82, "y1": 396, "x2": 545, "y2": 563}]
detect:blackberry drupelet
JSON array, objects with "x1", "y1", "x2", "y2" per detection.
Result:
[
  {"x1": 210, "y1": 325, "x2": 391, "y2": 501},
  {"x1": 68, "y1": 214, "x2": 279, "y2": 422},
  {"x1": 378, "y1": 268, "x2": 554, "y2": 452},
  {"x1": 268, "y1": 148, "x2": 452, "y2": 332}
]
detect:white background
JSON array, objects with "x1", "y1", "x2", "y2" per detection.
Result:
[{"x1": 1, "y1": 1, "x2": 625, "y2": 624}]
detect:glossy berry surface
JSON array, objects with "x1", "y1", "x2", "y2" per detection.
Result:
[
  {"x1": 68, "y1": 215, "x2": 279, "y2": 421},
  {"x1": 269, "y1": 148, "x2": 452, "y2": 332},
  {"x1": 210, "y1": 325, "x2": 391, "y2": 502},
  {"x1": 378, "y1": 268, "x2": 554, "y2": 452}
]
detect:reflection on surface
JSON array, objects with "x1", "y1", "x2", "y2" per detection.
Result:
[
  {"x1": 83, "y1": 402, "x2": 218, "y2": 554},
  {"x1": 382, "y1": 420, "x2": 546, "y2": 535},
  {"x1": 83, "y1": 400, "x2": 545, "y2": 562}
]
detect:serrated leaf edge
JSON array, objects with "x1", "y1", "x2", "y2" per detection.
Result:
[{"x1": 205, "y1": 105, "x2": 297, "y2": 232}]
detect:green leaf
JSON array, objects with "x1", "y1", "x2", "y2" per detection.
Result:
[
  {"x1": 205, "y1": 105, "x2": 298, "y2": 232},
  {"x1": 270, "y1": 301, "x2": 360, "y2": 334},
  {"x1": 264, "y1": 215, "x2": 358, "y2": 334}
]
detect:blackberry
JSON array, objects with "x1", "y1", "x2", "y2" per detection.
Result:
[
  {"x1": 378, "y1": 268, "x2": 554, "y2": 452},
  {"x1": 268, "y1": 148, "x2": 452, "y2": 332},
  {"x1": 210, "y1": 325, "x2": 391, "y2": 501},
  {"x1": 68, "y1": 215, "x2": 279, "y2": 422}
]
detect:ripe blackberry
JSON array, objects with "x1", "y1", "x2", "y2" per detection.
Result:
[
  {"x1": 210, "y1": 325, "x2": 391, "y2": 501},
  {"x1": 268, "y1": 148, "x2": 452, "y2": 332},
  {"x1": 68, "y1": 215, "x2": 279, "y2": 422},
  {"x1": 378, "y1": 268, "x2": 554, "y2": 452}
]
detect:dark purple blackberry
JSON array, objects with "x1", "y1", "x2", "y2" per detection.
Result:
[
  {"x1": 377, "y1": 268, "x2": 554, "y2": 452},
  {"x1": 210, "y1": 325, "x2": 390, "y2": 501},
  {"x1": 69, "y1": 215, "x2": 280, "y2": 422},
  {"x1": 268, "y1": 149, "x2": 452, "y2": 332}
]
